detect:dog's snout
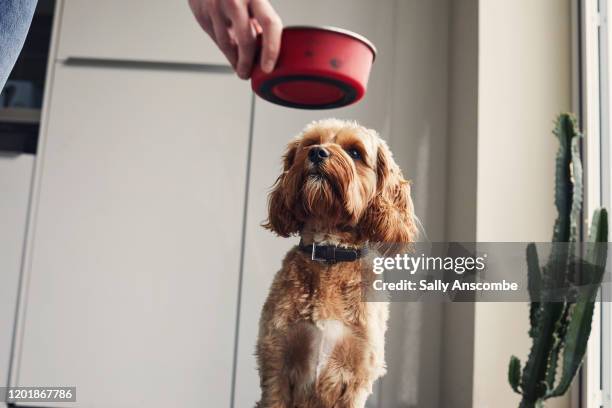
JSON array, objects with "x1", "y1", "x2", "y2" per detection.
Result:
[{"x1": 308, "y1": 146, "x2": 330, "y2": 164}]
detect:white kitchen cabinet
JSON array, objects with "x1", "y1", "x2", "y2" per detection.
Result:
[
  {"x1": 0, "y1": 155, "x2": 34, "y2": 393},
  {"x1": 57, "y1": 0, "x2": 226, "y2": 65},
  {"x1": 11, "y1": 63, "x2": 251, "y2": 407}
]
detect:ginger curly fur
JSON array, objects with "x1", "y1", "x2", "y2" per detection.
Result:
[{"x1": 256, "y1": 119, "x2": 416, "y2": 408}]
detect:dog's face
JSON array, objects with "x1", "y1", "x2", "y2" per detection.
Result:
[{"x1": 264, "y1": 119, "x2": 416, "y2": 243}]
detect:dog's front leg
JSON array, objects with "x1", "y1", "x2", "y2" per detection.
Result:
[
  {"x1": 314, "y1": 333, "x2": 376, "y2": 408},
  {"x1": 255, "y1": 331, "x2": 292, "y2": 408}
]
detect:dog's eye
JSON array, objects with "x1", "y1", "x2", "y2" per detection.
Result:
[{"x1": 347, "y1": 148, "x2": 362, "y2": 160}]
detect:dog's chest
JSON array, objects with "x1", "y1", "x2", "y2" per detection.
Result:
[
  {"x1": 293, "y1": 263, "x2": 365, "y2": 325},
  {"x1": 312, "y1": 319, "x2": 347, "y2": 379}
]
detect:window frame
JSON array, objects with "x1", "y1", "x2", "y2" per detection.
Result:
[{"x1": 580, "y1": 0, "x2": 609, "y2": 406}]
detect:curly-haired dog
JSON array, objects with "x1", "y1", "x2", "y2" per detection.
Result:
[{"x1": 256, "y1": 119, "x2": 416, "y2": 408}]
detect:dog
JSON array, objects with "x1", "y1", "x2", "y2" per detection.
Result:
[{"x1": 256, "y1": 119, "x2": 416, "y2": 408}]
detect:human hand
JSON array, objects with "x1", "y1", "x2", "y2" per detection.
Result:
[{"x1": 189, "y1": 0, "x2": 283, "y2": 79}]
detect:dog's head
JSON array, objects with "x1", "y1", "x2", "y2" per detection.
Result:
[{"x1": 263, "y1": 119, "x2": 416, "y2": 243}]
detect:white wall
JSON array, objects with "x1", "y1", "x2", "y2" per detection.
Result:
[
  {"x1": 474, "y1": 1, "x2": 572, "y2": 407},
  {"x1": 381, "y1": 0, "x2": 451, "y2": 405}
]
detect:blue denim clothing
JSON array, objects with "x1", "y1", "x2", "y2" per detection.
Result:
[{"x1": 0, "y1": 0, "x2": 38, "y2": 90}]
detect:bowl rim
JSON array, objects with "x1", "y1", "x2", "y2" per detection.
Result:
[{"x1": 283, "y1": 25, "x2": 377, "y2": 60}]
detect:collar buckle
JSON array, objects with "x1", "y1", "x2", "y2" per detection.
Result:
[
  {"x1": 301, "y1": 241, "x2": 365, "y2": 263},
  {"x1": 311, "y1": 243, "x2": 336, "y2": 263}
]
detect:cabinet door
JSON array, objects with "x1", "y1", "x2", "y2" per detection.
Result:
[
  {"x1": 57, "y1": 0, "x2": 226, "y2": 65},
  {"x1": 0, "y1": 155, "x2": 34, "y2": 391},
  {"x1": 13, "y1": 63, "x2": 251, "y2": 407}
]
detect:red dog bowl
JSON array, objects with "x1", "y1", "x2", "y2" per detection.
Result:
[{"x1": 251, "y1": 26, "x2": 377, "y2": 110}]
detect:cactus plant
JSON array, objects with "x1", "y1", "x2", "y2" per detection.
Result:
[{"x1": 507, "y1": 113, "x2": 608, "y2": 408}]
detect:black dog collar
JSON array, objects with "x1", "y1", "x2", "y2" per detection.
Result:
[{"x1": 298, "y1": 241, "x2": 368, "y2": 263}]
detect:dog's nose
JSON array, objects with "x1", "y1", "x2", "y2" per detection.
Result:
[{"x1": 308, "y1": 146, "x2": 330, "y2": 164}]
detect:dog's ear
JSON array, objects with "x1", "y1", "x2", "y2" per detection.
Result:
[
  {"x1": 262, "y1": 139, "x2": 302, "y2": 237},
  {"x1": 359, "y1": 139, "x2": 416, "y2": 243}
]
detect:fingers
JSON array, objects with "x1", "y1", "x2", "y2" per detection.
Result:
[
  {"x1": 188, "y1": 0, "x2": 212, "y2": 34},
  {"x1": 209, "y1": 0, "x2": 238, "y2": 69},
  {"x1": 250, "y1": 0, "x2": 282, "y2": 73},
  {"x1": 189, "y1": 0, "x2": 282, "y2": 78},
  {"x1": 222, "y1": 0, "x2": 257, "y2": 79}
]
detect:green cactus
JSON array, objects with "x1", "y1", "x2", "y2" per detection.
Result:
[{"x1": 507, "y1": 113, "x2": 608, "y2": 408}]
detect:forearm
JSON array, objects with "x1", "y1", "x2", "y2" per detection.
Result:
[{"x1": 0, "y1": 0, "x2": 38, "y2": 90}]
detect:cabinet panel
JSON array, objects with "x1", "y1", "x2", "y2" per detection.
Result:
[
  {"x1": 57, "y1": 0, "x2": 226, "y2": 65},
  {"x1": 0, "y1": 155, "x2": 34, "y2": 390},
  {"x1": 14, "y1": 64, "x2": 251, "y2": 407}
]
